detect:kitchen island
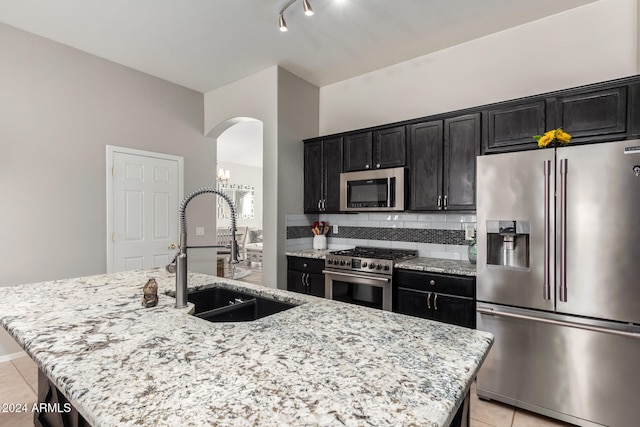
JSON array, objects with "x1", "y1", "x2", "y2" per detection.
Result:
[{"x1": 0, "y1": 268, "x2": 492, "y2": 427}]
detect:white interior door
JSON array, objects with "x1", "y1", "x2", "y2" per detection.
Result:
[{"x1": 107, "y1": 146, "x2": 183, "y2": 273}]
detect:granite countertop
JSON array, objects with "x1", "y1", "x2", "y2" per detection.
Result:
[
  {"x1": 285, "y1": 249, "x2": 334, "y2": 259},
  {"x1": 287, "y1": 250, "x2": 477, "y2": 277},
  {"x1": 0, "y1": 268, "x2": 492, "y2": 427},
  {"x1": 395, "y1": 258, "x2": 477, "y2": 277}
]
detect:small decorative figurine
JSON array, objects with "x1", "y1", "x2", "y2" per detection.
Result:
[{"x1": 142, "y1": 278, "x2": 159, "y2": 308}]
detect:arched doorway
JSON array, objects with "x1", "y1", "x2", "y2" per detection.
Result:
[{"x1": 207, "y1": 117, "x2": 264, "y2": 285}]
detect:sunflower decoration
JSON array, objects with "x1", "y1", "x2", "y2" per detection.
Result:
[{"x1": 533, "y1": 128, "x2": 571, "y2": 148}]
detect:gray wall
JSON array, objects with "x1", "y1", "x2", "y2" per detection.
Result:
[
  {"x1": 276, "y1": 68, "x2": 319, "y2": 287},
  {"x1": 319, "y1": 0, "x2": 638, "y2": 135},
  {"x1": 0, "y1": 23, "x2": 214, "y2": 355}
]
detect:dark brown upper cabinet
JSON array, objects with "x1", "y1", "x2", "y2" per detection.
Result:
[
  {"x1": 304, "y1": 137, "x2": 342, "y2": 214},
  {"x1": 410, "y1": 114, "x2": 479, "y2": 211},
  {"x1": 483, "y1": 100, "x2": 550, "y2": 153},
  {"x1": 409, "y1": 120, "x2": 443, "y2": 211},
  {"x1": 482, "y1": 77, "x2": 640, "y2": 154},
  {"x1": 444, "y1": 114, "x2": 480, "y2": 211},
  {"x1": 343, "y1": 126, "x2": 406, "y2": 171},
  {"x1": 303, "y1": 75, "x2": 640, "y2": 214},
  {"x1": 554, "y1": 86, "x2": 626, "y2": 143}
]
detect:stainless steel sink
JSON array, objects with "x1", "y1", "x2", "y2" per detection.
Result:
[{"x1": 187, "y1": 286, "x2": 296, "y2": 322}]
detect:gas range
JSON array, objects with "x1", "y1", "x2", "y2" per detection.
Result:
[{"x1": 325, "y1": 246, "x2": 418, "y2": 276}]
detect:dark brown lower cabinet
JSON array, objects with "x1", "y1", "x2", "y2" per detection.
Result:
[
  {"x1": 35, "y1": 368, "x2": 90, "y2": 427},
  {"x1": 395, "y1": 270, "x2": 476, "y2": 329},
  {"x1": 287, "y1": 256, "x2": 325, "y2": 297}
]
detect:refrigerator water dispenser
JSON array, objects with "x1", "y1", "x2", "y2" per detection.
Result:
[{"x1": 486, "y1": 220, "x2": 530, "y2": 268}]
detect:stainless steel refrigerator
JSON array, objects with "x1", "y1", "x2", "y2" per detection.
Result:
[{"x1": 476, "y1": 139, "x2": 640, "y2": 427}]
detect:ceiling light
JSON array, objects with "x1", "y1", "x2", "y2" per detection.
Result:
[
  {"x1": 303, "y1": 0, "x2": 314, "y2": 16},
  {"x1": 279, "y1": 13, "x2": 288, "y2": 32},
  {"x1": 278, "y1": 0, "x2": 314, "y2": 32}
]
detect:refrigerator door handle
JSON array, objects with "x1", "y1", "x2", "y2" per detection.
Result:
[
  {"x1": 477, "y1": 307, "x2": 640, "y2": 340},
  {"x1": 543, "y1": 160, "x2": 551, "y2": 300},
  {"x1": 559, "y1": 158, "x2": 568, "y2": 302}
]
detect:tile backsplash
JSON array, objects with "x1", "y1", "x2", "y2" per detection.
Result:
[{"x1": 286, "y1": 212, "x2": 476, "y2": 261}]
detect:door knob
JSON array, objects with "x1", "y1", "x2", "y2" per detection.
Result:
[{"x1": 168, "y1": 243, "x2": 177, "y2": 249}]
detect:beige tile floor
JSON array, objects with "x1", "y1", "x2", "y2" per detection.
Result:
[
  {"x1": 469, "y1": 382, "x2": 574, "y2": 427},
  {"x1": 1, "y1": 357, "x2": 573, "y2": 427},
  {"x1": 0, "y1": 356, "x2": 37, "y2": 427}
]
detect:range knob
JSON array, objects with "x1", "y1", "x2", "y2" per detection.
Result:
[
  {"x1": 339, "y1": 260, "x2": 346, "y2": 266},
  {"x1": 383, "y1": 265, "x2": 390, "y2": 271},
  {"x1": 368, "y1": 263, "x2": 375, "y2": 269},
  {"x1": 326, "y1": 259, "x2": 333, "y2": 265},
  {"x1": 362, "y1": 262, "x2": 368, "y2": 268},
  {"x1": 376, "y1": 264, "x2": 383, "y2": 270}
]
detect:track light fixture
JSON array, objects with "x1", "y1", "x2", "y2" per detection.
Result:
[
  {"x1": 303, "y1": 0, "x2": 314, "y2": 16},
  {"x1": 278, "y1": 0, "x2": 314, "y2": 32},
  {"x1": 279, "y1": 13, "x2": 288, "y2": 32}
]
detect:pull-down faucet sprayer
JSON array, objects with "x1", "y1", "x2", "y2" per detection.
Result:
[{"x1": 174, "y1": 187, "x2": 239, "y2": 309}]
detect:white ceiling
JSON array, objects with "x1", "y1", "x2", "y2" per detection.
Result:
[
  {"x1": 0, "y1": 0, "x2": 598, "y2": 94},
  {"x1": 1, "y1": 0, "x2": 599, "y2": 167}
]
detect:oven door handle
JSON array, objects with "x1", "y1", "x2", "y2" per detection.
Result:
[{"x1": 322, "y1": 270, "x2": 390, "y2": 282}]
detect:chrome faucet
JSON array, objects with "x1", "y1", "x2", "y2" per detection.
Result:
[{"x1": 174, "y1": 187, "x2": 239, "y2": 309}]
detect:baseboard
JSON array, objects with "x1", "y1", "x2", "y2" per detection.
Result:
[{"x1": 0, "y1": 350, "x2": 28, "y2": 363}]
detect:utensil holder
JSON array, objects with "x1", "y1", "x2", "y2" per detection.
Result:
[{"x1": 313, "y1": 235, "x2": 327, "y2": 250}]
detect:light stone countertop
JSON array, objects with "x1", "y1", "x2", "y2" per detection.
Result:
[
  {"x1": 395, "y1": 258, "x2": 477, "y2": 277},
  {"x1": 287, "y1": 250, "x2": 477, "y2": 277},
  {"x1": 285, "y1": 249, "x2": 334, "y2": 259},
  {"x1": 0, "y1": 268, "x2": 492, "y2": 427}
]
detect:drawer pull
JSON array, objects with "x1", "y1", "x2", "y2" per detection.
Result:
[{"x1": 429, "y1": 279, "x2": 436, "y2": 286}]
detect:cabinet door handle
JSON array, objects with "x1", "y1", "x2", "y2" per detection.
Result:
[
  {"x1": 365, "y1": 164, "x2": 370, "y2": 169},
  {"x1": 304, "y1": 273, "x2": 309, "y2": 287},
  {"x1": 322, "y1": 199, "x2": 326, "y2": 211},
  {"x1": 433, "y1": 293, "x2": 438, "y2": 311},
  {"x1": 443, "y1": 195, "x2": 448, "y2": 210},
  {"x1": 376, "y1": 163, "x2": 381, "y2": 168},
  {"x1": 437, "y1": 195, "x2": 442, "y2": 209},
  {"x1": 317, "y1": 200, "x2": 322, "y2": 210},
  {"x1": 426, "y1": 292, "x2": 431, "y2": 309}
]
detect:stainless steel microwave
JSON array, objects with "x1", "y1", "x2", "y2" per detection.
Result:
[{"x1": 340, "y1": 167, "x2": 406, "y2": 212}]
